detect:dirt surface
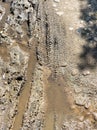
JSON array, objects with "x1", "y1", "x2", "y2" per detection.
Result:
[{"x1": 1, "y1": 0, "x2": 97, "y2": 130}]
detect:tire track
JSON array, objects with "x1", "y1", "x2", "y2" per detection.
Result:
[
  {"x1": 44, "y1": 77, "x2": 73, "y2": 130},
  {"x1": 11, "y1": 43, "x2": 37, "y2": 130}
]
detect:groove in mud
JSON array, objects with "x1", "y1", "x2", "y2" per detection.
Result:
[
  {"x1": 44, "y1": 77, "x2": 73, "y2": 130},
  {"x1": 12, "y1": 45, "x2": 37, "y2": 130}
]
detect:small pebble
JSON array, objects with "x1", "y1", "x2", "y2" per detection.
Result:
[
  {"x1": 4, "y1": 81, "x2": 7, "y2": 85},
  {"x1": 84, "y1": 101, "x2": 91, "y2": 109},
  {"x1": 82, "y1": 70, "x2": 90, "y2": 76},
  {"x1": 2, "y1": 73, "x2": 5, "y2": 79},
  {"x1": 1, "y1": 107, "x2": 5, "y2": 111},
  {"x1": 79, "y1": 116, "x2": 84, "y2": 121},
  {"x1": 71, "y1": 69, "x2": 78, "y2": 76},
  {"x1": 53, "y1": 3, "x2": 57, "y2": 7},
  {"x1": 71, "y1": 105, "x2": 76, "y2": 110},
  {"x1": 80, "y1": 20, "x2": 84, "y2": 24},
  {"x1": 61, "y1": 62, "x2": 67, "y2": 67},
  {"x1": 56, "y1": 11, "x2": 64, "y2": 16},
  {"x1": 54, "y1": 0, "x2": 60, "y2": 3},
  {"x1": 69, "y1": 27, "x2": 74, "y2": 31}
]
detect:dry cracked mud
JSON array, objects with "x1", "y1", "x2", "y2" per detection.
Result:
[{"x1": 1, "y1": 0, "x2": 97, "y2": 130}]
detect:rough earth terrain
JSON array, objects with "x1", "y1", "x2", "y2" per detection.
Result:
[{"x1": 1, "y1": 0, "x2": 97, "y2": 130}]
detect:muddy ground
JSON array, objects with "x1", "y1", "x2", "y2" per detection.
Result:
[{"x1": 0, "y1": 0, "x2": 97, "y2": 130}]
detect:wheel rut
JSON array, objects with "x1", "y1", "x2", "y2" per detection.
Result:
[
  {"x1": 44, "y1": 77, "x2": 73, "y2": 130},
  {"x1": 11, "y1": 44, "x2": 37, "y2": 130}
]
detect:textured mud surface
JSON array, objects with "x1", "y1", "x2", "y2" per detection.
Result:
[{"x1": 1, "y1": 0, "x2": 97, "y2": 130}]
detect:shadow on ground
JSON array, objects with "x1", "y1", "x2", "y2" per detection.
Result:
[{"x1": 78, "y1": 0, "x2": 97, "y2": 70}]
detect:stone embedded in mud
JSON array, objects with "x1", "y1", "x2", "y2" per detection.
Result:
[
  {"x1": 54, "y1": 0, "x2": 60, "y2": 3},
  {"x1": 0, "y1": 5, "x2": 5, "y2": 21},
  {"x1": 69, "y1": 27, "x2": 74, "y2": 31},
  {"x1": 92, "y1": 112, "x2": 97, "y2": 121},
  {"x1": 79, "y1": 116, "x2": 84, "y2": 122},
  {"x1": 71, "y1": 105, "x2": 76, "y2": 110},
  {"x1": 52, "y1": 3, "x2": 57, "y2": 7},
  {"x1": 75, "y1": 94, "x2": 87, "y2": 106},
  {"x1": 82, "y1": 70, "x2": 90, "y2": 76},
  {"x1": 60, "y1": 62, "x2": 67, "y2": 67},
  {"x1": 84, "y1": 101, "x2": 91, "y2": 109},
  {"x1": 56, "y1": 11, "x2": 64, "y2": 16},
  {"x1": 75, "y1": 94, "x2": 90, "y2": 108},
  {"x1": 80, "y1": 20, "x2": 84, "y2": 24},
  {"x1": 15, "y1": 26, "x2": 23, "y2": 35},
  {"x1": 71, "y1": 69, "x2": 79, "y2": 76}
]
